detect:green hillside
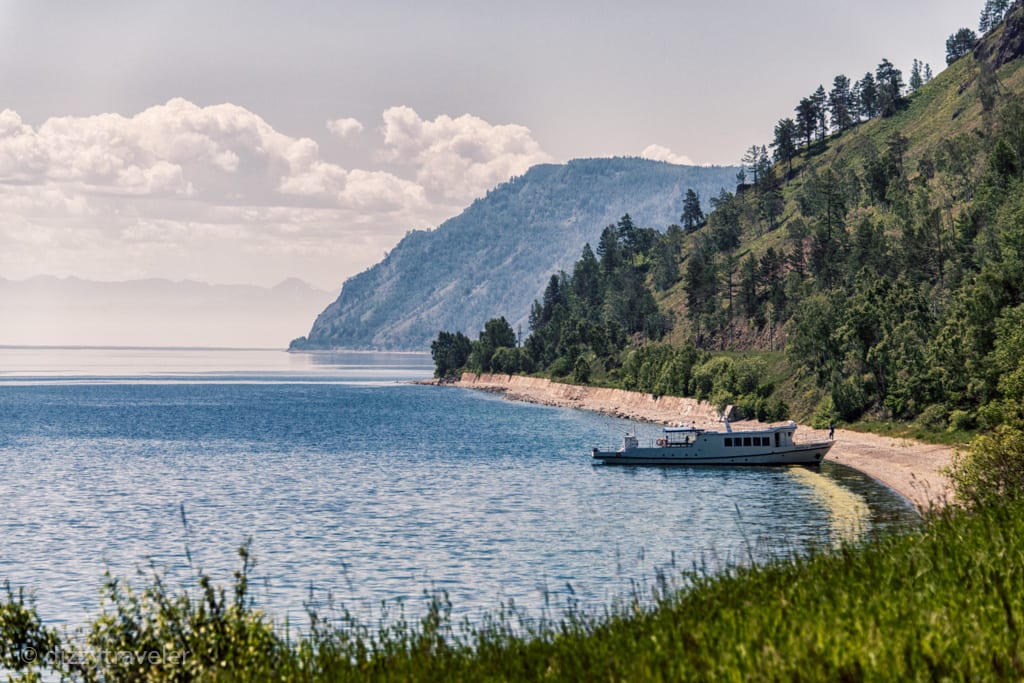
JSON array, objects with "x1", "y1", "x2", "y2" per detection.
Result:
[{"x1": 437, "y1": 1, "x2": 1024, "y2": 437}]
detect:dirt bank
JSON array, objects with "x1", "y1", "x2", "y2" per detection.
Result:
[{"x1": 421, "y1": 373, "x2": 955, "y2": 512}]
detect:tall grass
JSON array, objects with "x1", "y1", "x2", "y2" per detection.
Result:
[{"x1": 4, "y1": 501, "x2": 1024, "y2": 680}]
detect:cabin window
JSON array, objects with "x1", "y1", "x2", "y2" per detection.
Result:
[
  {"x1": 775, "y1": 433, "x2": 780, "y2": 447},
  {"x1": 743, "y1": 437, "x2": 752, "y2": 447},
  {"x1": 725, "y1": 438, "x2": 733, "y2": 447}
]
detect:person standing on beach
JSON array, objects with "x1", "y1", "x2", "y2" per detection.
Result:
[{"x1": 828, "y1": 423, "x2": 835, "y2": 440}]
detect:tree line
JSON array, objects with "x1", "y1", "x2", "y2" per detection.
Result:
[{"x1": 434, "y1": 0, "x2": 1024, "y2": 435}]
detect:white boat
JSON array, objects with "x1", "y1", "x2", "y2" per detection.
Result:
[{"x1": 591, "y1": 420, "x2": 833, "y2": 466}]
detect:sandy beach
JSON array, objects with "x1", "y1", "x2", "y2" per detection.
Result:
[{"x1": 423, "y1": 373, "x2": 957, "y2": 512}]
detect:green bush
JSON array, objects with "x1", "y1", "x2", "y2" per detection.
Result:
[
  {"x1": 947, "y1": 409, "x2": 975, "y2": 432},
  {"x1": 947, "y1": 425, "x2": 1024, "y2": 507},
  {"x1": 571, "y1": 356, "x2": 591, "y2": 383},
  {"x1": 548, "y1": 356, "x2": 571, "y2": 378},
  {"x1": 916, "y1": 403, "x2": 949, "y2": 432}
]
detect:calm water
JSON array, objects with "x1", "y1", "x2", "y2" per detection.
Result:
[{"x1": 0, "y1": 347, "x2": 917, "y2": 629}]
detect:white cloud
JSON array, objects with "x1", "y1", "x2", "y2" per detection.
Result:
[
  {"x1": 0, "y1": 99, "x2": 553, "y2": 289},
  {"x1": 326, "y1": 117, "x2": 364, "y2": 139},
  {"x1": 640, "y1": 144, "x2": 694, "y2": 166},
  {"x1": 381, "y1": 106, "x2": 552, "y2": 203}
]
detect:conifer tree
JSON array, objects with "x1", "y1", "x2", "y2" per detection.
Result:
[
  {"x1": 857, "y1": 72, "x2": 879, "y2": 119},
  {"x1": 980, "y1": 0, "x2": 1010, "y2": 33},
  {"x1": 755, "y1": 146, "x2": 772, "y2": 183},
  {"x1": 795, "y1": 98, "x2": 817, "y2": 150},
  {"x1": 813, "y1": 85, "x2": 828, "y2": 140},
  {"x1": 681, "y1": 189, "x2": 706, "y2": 232},
  {"x1": 828, "y1": 75, "x2": 855, "y2": 132},
  {"x1": 946, "y1": 28, "x2": 978, "y2": 65},
  {"x1": 875, "y1": 58, "x2": 905, "y2": 116},
  {"x1": 771, "y1": 118, "x2": 799, "y2": 174},
  {"x1": 742, "y1": 145, "x2": 763, "y2": 184},
  {"x1": 909, "y1": 59, "x2": 924, "y2": 93}
]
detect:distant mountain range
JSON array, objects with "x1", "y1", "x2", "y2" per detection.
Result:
[
  {"x1": 0, "y1": 276, "x2": 337, "y2": 348},
  {"x1": 292, "y1": 157, "x2": 739, "y2": 351}
]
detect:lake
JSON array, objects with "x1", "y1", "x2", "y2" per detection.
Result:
[{"x1": 0, "y1": 347, "x2": 917, "y2": 630}]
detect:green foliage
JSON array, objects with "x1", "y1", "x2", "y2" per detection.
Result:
[
  {"x1": 435, "y1": 6, "x2": 1024, "y2": 439},
  {"x1": 465, "y1": 316, "x2": 518, "y2": 373},
  {"x1": 947, "y1": 27, "x2": 979, "y2": 64},
  {"x1": 680, "y1": 188, "x2": 706, "y2": 231},
  {"x1": 0, "y1": 582, "x2": 60, "y2": 677},
  {"x1": 948, "y1": 426, "x2": 1024, "y2": 506},
  {"x1": 515, "y1": 217, "x2": 673, "y2": 376},
  {"x1": 980, "y1": 0, "x2": 1011, "y2": 33},
  {"x1": 621, "y1": 343, "x2": 706, "y2": 397},
  {"x1": 430, "y1": 330, "x2": 471, "y2": 378}
]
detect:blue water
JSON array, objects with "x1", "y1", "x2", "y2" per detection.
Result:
[{"x1": 0, "y1": 348, "x2": 917, "y2": 629}]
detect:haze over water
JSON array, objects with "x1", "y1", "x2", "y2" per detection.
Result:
[{"x1": 0, "y1": 348, "x2": 916, "y2": 629}]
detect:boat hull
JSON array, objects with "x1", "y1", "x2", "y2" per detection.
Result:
[{"x1": 592, "y1": 441, "x2": 833, "y2": 466}]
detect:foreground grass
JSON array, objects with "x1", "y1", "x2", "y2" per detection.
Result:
[{"x1": 4, "y1": 502, "x2": 1024, "y2": 681}]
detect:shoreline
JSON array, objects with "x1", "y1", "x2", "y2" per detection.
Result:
[{"x1": 420, "y1": 373, "x2": 955, "y2": 512}]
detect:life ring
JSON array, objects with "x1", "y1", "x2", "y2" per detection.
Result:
[{"x1": 656, "y1": 438, "x2": 667, "y2": 447}]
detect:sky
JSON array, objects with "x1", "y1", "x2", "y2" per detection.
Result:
[{"x1": 0, "y1": 0, "x2": 981, "y2": 291}]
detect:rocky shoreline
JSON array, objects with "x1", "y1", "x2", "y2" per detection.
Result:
[{"x1": 419, "y1": 373, "x2": 956, "y2": 512}]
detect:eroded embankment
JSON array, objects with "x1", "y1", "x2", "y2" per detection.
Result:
[{"x1": 423, "y1": 373, "x2": 955, "y2": 512}]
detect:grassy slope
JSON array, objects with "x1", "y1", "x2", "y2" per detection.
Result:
[
  {"x1": 449, "y1": 504, "x2": 1023, "y2": 682},
  {"x1": 648, "y1": 44, "x2": 1024, "y2": 435},
  {"x1": 661, "y1": 39, "x2": 1024, "y2": 313}
]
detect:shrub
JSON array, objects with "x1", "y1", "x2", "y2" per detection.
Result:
[
  {"x1": 947, "y1": 409, "x2": 975, "y2": 432},
  {"x1": 916, "y1": 403, "x2": 949, "y2": 432},
  {"x1": 947, "y1": 425, "x2": 1024, "y2": 507}
]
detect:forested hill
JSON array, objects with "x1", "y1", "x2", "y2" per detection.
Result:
[
  {"x1": 289, "y1": 158, "x2": 737, "y2": 351},
  {"x1": 433, "y1": 0, "x2": 1024, "y2": 434}
]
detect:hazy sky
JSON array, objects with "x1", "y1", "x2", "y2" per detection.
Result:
[{"x1": 0, "y1": 0, "x2": 980, "y2": 290}]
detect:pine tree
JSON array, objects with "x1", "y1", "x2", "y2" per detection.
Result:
[
  {"x1": 980, "y1": 0, "x2": 1011, "y2": 33},
  {"x1": 795, "y1": 98, "x2": 817, "y2": 150},
  {"x1": 742, "y1": 145, "x2": 763, "y2": 184},
  {"x1": 813, "y1": 85, "x2": 828, "y2": 140},
  {"x1": 875, "y1": 58, "x2": 905, "y2": 117},
  {"x1": 980, "y1": 3, "x2": 994, "y2": 33},
  {"x1": 858, "y1": 72, "x2": 879, "y2": 119},
  {"x1": 755, "y1": 145, "x2": 772, "y2": 183},
  {"x1": 681, "y1": 189, "x2": 706, "y2": 231},
  {"x1": 571, "y1": 243, "x2": 602, "y2": 309},
  {"x1": 771, "y1": 118, "x2": 799, "y2": 174},
  {"x1": 946, "y1": 28, "x2": 978, "y2": 65},
  {"x1": 596, "y1": 224, "x2": 620, "y2": 274},
  {"x1": 909, "y1": 59, "x2": 924, "y2": 93},
  {"x1": 828, "y1": 75, "x2": 855, "y2": 132},
  {"x1": 924, "y1": 63, "x2": 934, "y2": 83}
]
